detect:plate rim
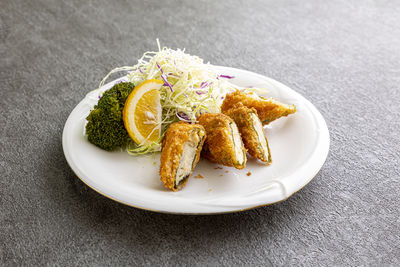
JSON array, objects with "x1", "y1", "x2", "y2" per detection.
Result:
[{"x1": 62, "y1": 66, "x2": 330, "y2": 215}]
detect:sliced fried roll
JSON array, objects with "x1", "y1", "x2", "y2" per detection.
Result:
[
  {"x1": 198, "y1": 113, "x2": 246, "y2": 169},
  {"x1": 221, "y1": 90, "x2": 296, "y2": 125},
  {"x1": 160, "y1": 122, "x2": 206, "y2": 191},
  {"x1": 224, "y1": 104, "x2": 272, "y2": 164}
]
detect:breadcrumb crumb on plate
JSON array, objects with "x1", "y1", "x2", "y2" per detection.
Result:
[{"x1": 63, "y1": 66, "x2": 330, "y2": 214}]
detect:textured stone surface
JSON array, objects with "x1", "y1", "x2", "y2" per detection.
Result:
[{"x1": 1, "y1": 0, "x2": 399, "y2": 265}]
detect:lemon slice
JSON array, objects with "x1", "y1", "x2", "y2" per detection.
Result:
[{"x1": 123, "y1": 79, "x2": 163, "y2": 146}]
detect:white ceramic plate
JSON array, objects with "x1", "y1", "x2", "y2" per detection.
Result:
[{"x1": 63, "y1": 66, "x2": 329, "y2": 214}]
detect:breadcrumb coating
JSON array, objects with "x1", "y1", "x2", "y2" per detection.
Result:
[
  {"x1": 221, "y1": 90, "x2": 296, "y2": 124},
  {"x1": 198, "y1": 113, "x2": 246, "y2": 169},
  {"x1": 160, "y1": 122, "x2": 206, "y2": 191},
  {"x1": 224, "y1": 103, "x2": 272, "y2": 164}
]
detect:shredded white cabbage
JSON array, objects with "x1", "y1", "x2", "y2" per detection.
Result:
[{"x1": 99, "y1": 40, "x2": 242, "y2": 155}]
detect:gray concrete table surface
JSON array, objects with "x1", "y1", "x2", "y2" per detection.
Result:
[{"x1": 1, "y1": 0, "x2": 399, "y2": 266}]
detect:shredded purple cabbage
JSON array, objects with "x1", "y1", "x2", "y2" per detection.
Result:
[
  {"x1": 199, "y1": 81, "x2": 212, "y2": 91},
  {"x1": 156, "y1": 62, "x2": 164, "y2": 75},
  {"x1": 176, "y1": 112, "x2": 191, "y2": 122},
  {"x1": 156, "y1": 62, "x2": 173, "y2": 92},
  {"x1": 196, "y1": 90, "x2": 206, "y2": 95},
  {"x1": 219, "y1": 74, "x2": 235, "y2": 79},
  {"x1": 138, "y1": 66, "x2": 143, "y2": 74},
  {"x1": 200, "y1": 81, "x2": 208, "y2": 88}
]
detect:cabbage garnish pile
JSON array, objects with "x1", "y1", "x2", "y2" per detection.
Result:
[{"x1": 98, "y1": 41, "x2": 240, "y2": 155}]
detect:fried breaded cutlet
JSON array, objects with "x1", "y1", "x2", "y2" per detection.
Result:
[
  {"x1": 198, "y1": 113, "x2": 246, "y2": 169},
  {"x1": 221, "y1": 90, "x2": 296, "y2": 125},
  {"x1": 224, "y1": 103, "x2": 272, "y2": 164},
  {"x1": 160, "y1": 121, "x2": 206, "y2": 191}
]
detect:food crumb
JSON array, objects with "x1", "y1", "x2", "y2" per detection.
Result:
[
  {"x1": 219, "y1": 174, "x2": 223, "y2": 176},
  {"x1": 225, "y1": 170, "x2": 229, "y2": 173},
  {"x1": 246, "y1": 172, "x2": 252, "y2": 176},
  {"x1": 214, "y1": 166, "x2": 223, "y2": 169},
  {"x1": 195, "y1": 174, "x2": 204, "y2": 179},
  {"x1": 209, "y1": 189, "x2": 212, "y2": 192}
]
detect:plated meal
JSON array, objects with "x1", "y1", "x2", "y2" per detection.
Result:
[
  {"x1": 85, "y1": 42, "x2": 296, "y2": 191},
  {"x1": 63, "y1": 41, "x2": 329, "y2": 213}
]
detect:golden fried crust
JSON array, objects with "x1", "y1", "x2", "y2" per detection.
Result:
[
  {"x1": 221, "y1": 90, "x2": 296, "y2": 124},
  {"x1": 198, "y1": 113, "x2": 246, "y2": 169},
  {"x1": 159, "y1": 121, "x2": 206, "y2": 191},
  {"x1": 224, "y1": 104, "x2": 272, "y2": 164}
]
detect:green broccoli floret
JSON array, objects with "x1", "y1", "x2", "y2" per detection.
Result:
[{"x1": 85, "y1": 82, "x2": 135, "y2": 151}]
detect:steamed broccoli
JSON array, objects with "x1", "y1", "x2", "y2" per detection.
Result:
[{"x1": 85, "y1": 82, "x2": 135, "y2": 151}]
